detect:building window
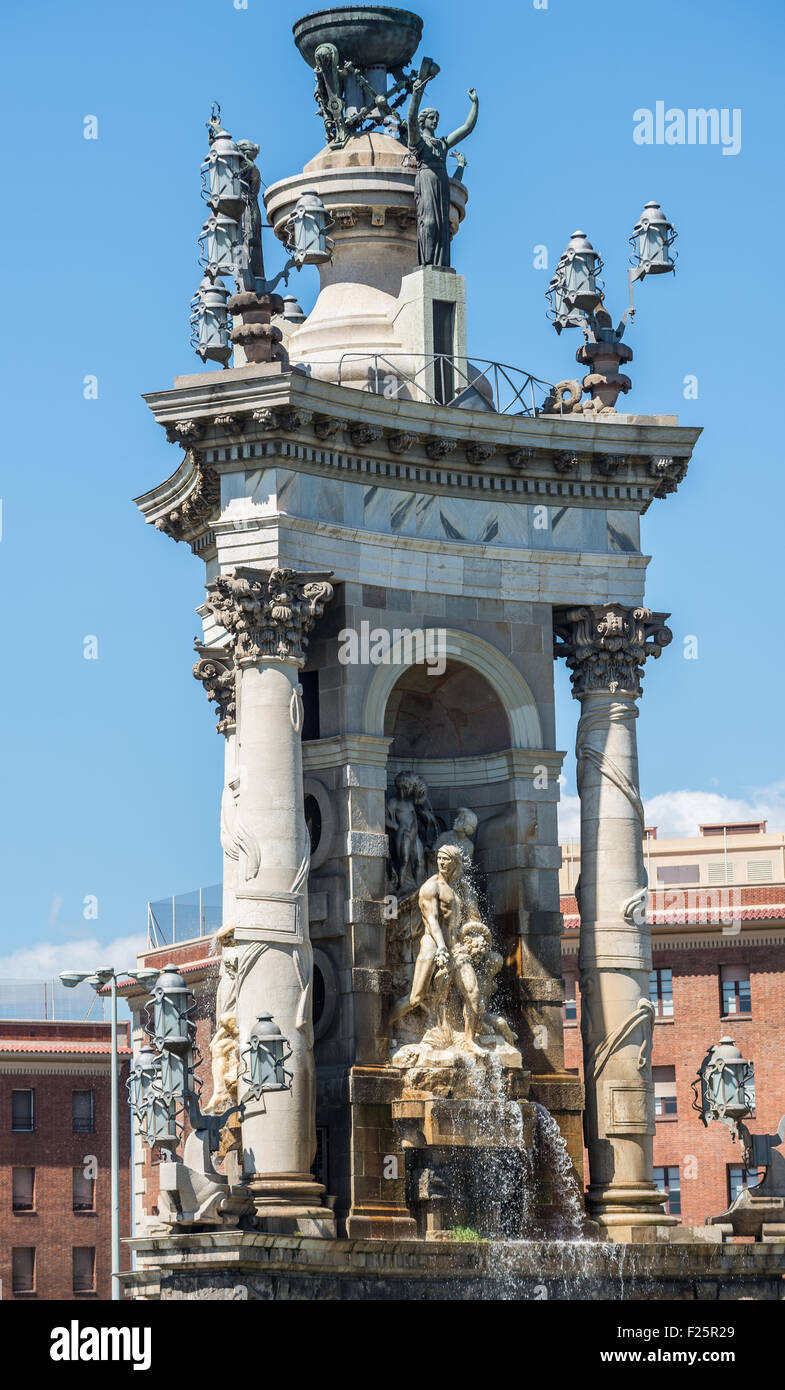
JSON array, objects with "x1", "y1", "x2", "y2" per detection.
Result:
[
  {"x1": 72, "y1": 1090, "x2": 95, "y2": 1134},
  {"x1": 656, "y1": 864, "x2": 699, "y2": 885},
  {"x1": 721, "y1": 964, "x2": 751, "y2": 1016},
  {"x1": 648, "y1": 968, "x2": 674, "y2": 1018},
  {"x1": 708, "y1": 861, "x2": 735, "y2": 884},
  {"x1": 72, "y1": 1246, "x2": 96, "y2": 1294},
  {"x1": 653, "y1": 1066, "x2": 677, "y2": 1117},
  {"x1": 728, "y1": 1166, "x2": 761, "y2": 1204},
  {"x1": 12, "y1": 1247, "x2": 35, "y2": 1294},
  {"x1": 563, "y1": 974, "x2": 577, "y2": 1024},
  {"x1": 653, "y1": 1166, "x2": 681, "y2": 1217},
  {"x1": 11, "y1": 1089, "x2": 34, "y2": 1132},
  {"x1": 746, "y1": 859, "x2": 772, "y2": 883},
  {"x1": 73, "y1": 1168, "x2": 95, "y2": 1212},
  {"x1": 12, "y1": 1167, "x2": 35, "y2": 1211}
]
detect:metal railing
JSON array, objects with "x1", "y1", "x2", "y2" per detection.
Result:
[
  {"x1": 0, "y1": 977, "x2": 101, "y2": 1021},
  {"x1": 147, "y1": 883, "x2": 223, "y2": 949},
  {"x1": 333, "y1": 352, "x2": 553, "y2": 416}
]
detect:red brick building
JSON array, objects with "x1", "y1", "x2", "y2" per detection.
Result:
[
  {"x1": 561, "y1": 822, "x2": 785, "y2": 1229},
  {"x1": 0, "y1": 1020, "x2": 133, "y2": 1300}
]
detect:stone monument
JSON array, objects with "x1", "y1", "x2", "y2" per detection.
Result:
[{"x1": 118, "y1": 5, "x2": 784, "y2": 1299}]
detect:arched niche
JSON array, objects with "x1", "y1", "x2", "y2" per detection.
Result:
[
  {"x1": 362, "y1": 628, "x2": 543, "y2": 751},
  {"x1": 384, "y1": 661, "x2": 510, "y2": 759}
]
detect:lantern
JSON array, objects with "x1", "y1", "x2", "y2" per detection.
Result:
[
  {"x1": 561, "y1": 230, "x2": 604, "y2": 313},
  {"x1": 128, "y1": 1045, "x2": 179, "y2": 1150},
  {"x1": 694, "y1": 1036, "x2": 753, "y2": 1133},
  {"x1": 630, "y1": 201, "x2": 677, "y2": 278},
  {"x1": 286, "y1": 189, "x2": 334, "y2": 267},
  {"x1": 199, "y1": 212, "x2": 241, "y2": 280},
  {"x1": 201, "y1": 125, "x2": 246, "y2": 221},
  {"x1": 546, "y1": 255, "x2": 572, "y2": 334},
  {"x1": 190, "y1": 276, "x2": 231, "y2": 366},
  {"x1": 157, "y1": 1047, "x2": 189, "y2": 1103},
  {"x1": 150, "y1": 964, "x2": 193, "y2": 1054},
  {"x1": 241, "y1": 1012, "x2": 292, "y2": 1099}
]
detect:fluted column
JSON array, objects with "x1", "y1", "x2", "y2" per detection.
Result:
[
  {"x1": 205, "y1": 566, "x2": 335, "y2": 1235},
  {"x1": 553, "y1": 603, "x2": 676, "y2": 1235}
]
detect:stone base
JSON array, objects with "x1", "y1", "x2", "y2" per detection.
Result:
[
  {"x1": 248, "y1": 1174, "x2": 337, "y2": 1237},
  {"x1": 587, "y1": 1181, "x2": 678, "y2": 1234},
  {"x1": 253, "y1": 1206, "x2": 337, "y2": 1238},
  {"x1": 122, "y1": 1231, "x2": 785, "y2": 1301}
]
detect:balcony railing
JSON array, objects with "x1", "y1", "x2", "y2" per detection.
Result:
[
  {"x1": 147, "y1": 884, "x2": 223, "y2": 949},
  {"x1": 332, "y1": 352, "x2": 553, "y2": 416}
]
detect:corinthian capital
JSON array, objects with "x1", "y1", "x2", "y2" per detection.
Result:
[
  {"x1": 553, "y1": 602, "x2": 672, "y2": 697},
  {"x1": 193, "y1": 642, "x2": 236, "y2": 732},
  {"x1": 204, "y1": 567, "x2": 334, "y2": 667}
]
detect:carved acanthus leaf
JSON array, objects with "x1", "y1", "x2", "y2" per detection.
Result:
[
  {"x1": 213, "y1": 414, "x2": 244, "y2": 436},
  {"x1": 505, "y1": 446, "x2": 535, "y2": 470},
  {"x1": 425, "y1": 437, "x2": 458, "y2": 460},
  {"x1": 553, "y1": 451, "x2": 580, "y2": 474},
  {"x1": 252, "y1": 407, "x2": 312, "y2": 433},
  {"x1": 348, "y1": 422, "x2": 383, "y2": 447},
  {"x1": 192, "y1": 642, "x2": 236, "y2": 732},
  {"x1": 386, "y1": 430, "x2": 420, "y2": 455},
  {"x1": 592, "y1": 453, "x2": 627, "y2": 478},
  {"x1": 313, "y1": 415, "x2": 348, "y2": 441},
  {"x1": 553, "y1": 602, "x2": 673, "y2": 697},
  {"x1": 204, "y1": 566, "x2": 334, "y2": 667},
  {"x1": 165, "y1": 419, "x2": 205, "y2": 446},
  {"x1": 650, "y1": 455, "x2": 689, "y2": 498},
  {"x1": 465, "y1": 441, "x2": 495, "y2": 466}
]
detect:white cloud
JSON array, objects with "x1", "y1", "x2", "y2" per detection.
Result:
[
  {"x1": 0, "y1": 933, "x2": 147, "y2": 981},
  {"x1": 556, "y1": 793, "x2": 581, "y2": 841},
  {"x1": 557, "y1": 781, "x2": 785, "y2": 841}
]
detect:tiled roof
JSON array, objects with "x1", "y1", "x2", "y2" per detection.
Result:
[
  {"x1": 113, "y1": 956, "x2": 220, "y2": 995},
  {"x1": 0, "y1": 1041, "x2": 132, "y2": 1056},
  {"x1": 562, "y1": 905, "x2": 785, "y2": 930}
]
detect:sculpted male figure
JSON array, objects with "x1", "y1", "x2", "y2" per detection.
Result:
[
  {"x1": 386, "y1": 771, "x2": 425, "y2": 891},
  {"x1": 390, "y1": 844, "x2": 484, "y2": 1053},
  {"x1": 434, "y1": 807, "x2": 478, "y2": 864}
]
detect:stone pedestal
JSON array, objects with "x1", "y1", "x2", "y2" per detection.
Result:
[
  {"x1": 554, "y1": 604, "x2": 676, "y2": 1234},
  {"x1": 122, "y1": 1230, "x2": 785, "y2": 1301},
  {"x1": 265, "y1": 133, "x2": 467, "y2": 385}
]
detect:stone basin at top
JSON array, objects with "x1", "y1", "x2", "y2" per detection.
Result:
[{"x1": 293, "y1": 5, "x2": 423, "y2": 70}]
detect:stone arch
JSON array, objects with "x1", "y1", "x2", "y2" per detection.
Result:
[{"x1": 362, "y1": 628, "x2": 543, "y2": 749}]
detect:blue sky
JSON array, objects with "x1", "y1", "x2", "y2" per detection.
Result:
[{"x1": 1, "y1": 0, "x2": 783, "y2": 976}]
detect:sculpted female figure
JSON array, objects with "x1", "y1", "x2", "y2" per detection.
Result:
[{"x1": 406, "y1": 70, "x2": 479, "y2": 267}]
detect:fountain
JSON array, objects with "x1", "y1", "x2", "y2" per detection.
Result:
[{"x1": 123, "y1": 3, "x2": 785, "y2": 1302}]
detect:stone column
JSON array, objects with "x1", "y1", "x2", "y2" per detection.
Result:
[
  {"x1": 205, "y1": 567, "x2": 335, "y2": 1236},
  {"x1": 192, "y1": 643, "x2": 238, "y2": 926},
  {"x1": 553, "y1": 603, "x2": 675, "y2": 1236}
]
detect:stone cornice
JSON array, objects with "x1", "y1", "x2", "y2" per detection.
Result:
[
  {"x1": 553, "y1": 602, "x2": 672, "y2": 697},
  {"x1": 136, "y1": 375, "x2": 699, "y2": 547},
  {"x1": 143, "y1": 373, "x2": 700, "y2": 468},
  {"x1": 302, "y1": 734, "x2": 393, "y2": 772},
  {"x1": 204, "y1": 566, "x2": 334, "y2": 667},
  {"x1": 387, "y1": 748, "x2": 566, "y2": 792},
  {"x1": 134, "y1": 449, "x2": 220, "y2": 546},
  {"x1": 206, "y1": 434, "x2": 664, "y2": 508}
]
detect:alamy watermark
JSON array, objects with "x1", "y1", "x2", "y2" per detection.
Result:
[
  {"x1": 633, "y1": 102, "x2": 741, "y2": 156},
  {"x1": 338, "y1": 621, "x2": 447, "y2": 676}
]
